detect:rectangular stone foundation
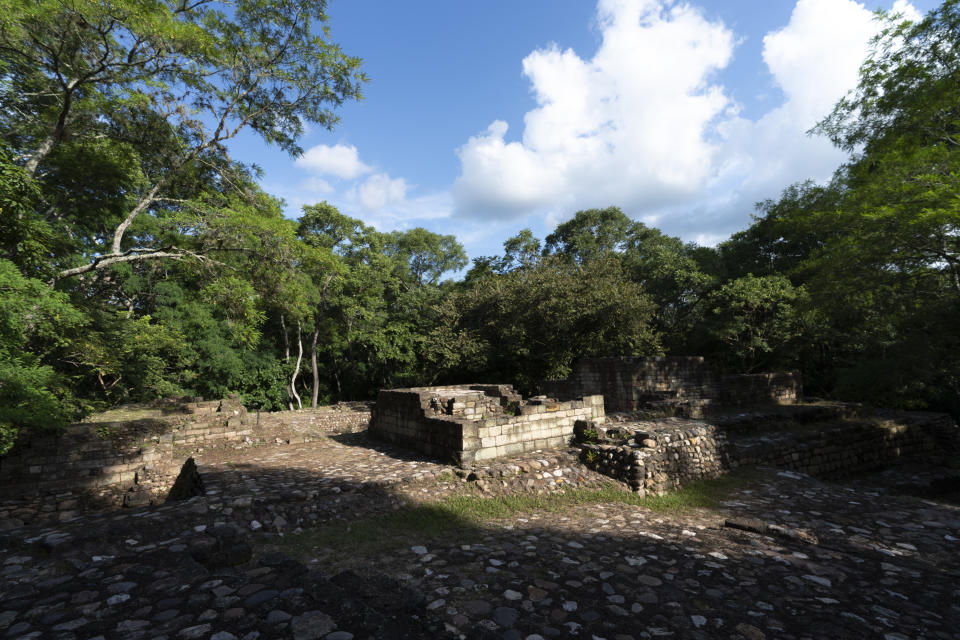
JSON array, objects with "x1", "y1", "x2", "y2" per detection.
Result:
[
  {"x1": 369, "y1": 384, "x2": 605, "y2": 466},
  {"x1": 542, "y1": 356, "x2": 801, "y2": 414}
]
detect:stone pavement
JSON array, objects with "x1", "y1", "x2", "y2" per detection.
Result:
[{"x1": 1, "y1": 432, "x2": 958, "y2": 639}]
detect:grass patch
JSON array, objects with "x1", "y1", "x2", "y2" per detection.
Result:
[
  {"x1": 280, "y1": 469, "x2": 763, "y2": 562},
  {"x1": 639, "y1": 470, "x2": 762, "y2": 511}
]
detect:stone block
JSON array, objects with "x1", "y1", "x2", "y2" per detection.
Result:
[{"x1": 504, "y1": 442, "x2": 525, "y2": 456}]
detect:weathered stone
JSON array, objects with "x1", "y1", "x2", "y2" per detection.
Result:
[
  {"x1": 291, "y1": 611, "x2": 336, "y2": 640},
  {"x1": 369, "y1": 385, "x2": 604, "y2": 466}
]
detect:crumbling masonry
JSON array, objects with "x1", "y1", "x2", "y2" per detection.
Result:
[{"x1": 369, "y1": 384, "x2": 604, "y2": 466}]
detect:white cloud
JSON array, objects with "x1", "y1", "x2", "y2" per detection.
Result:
[
  {"x1": 761, "y1": 0, "x2": 879, "y2": 124},
  {"x1": 686, "y1": 0, "x2": 919, "y2": 241},
  {"x1": 453, "y1": 0, "x2": 736, "y2": 219},
  {"x1": 296, "y1": 143, "x2": 372, "y2": 179},
  {"x1": 339, "y1": 185, "x2": 454, "y2": 232},
  {"x1": 299, "y1": 176, "x2": 334, "y2": 194},
  {"x1": 349, "y1": 173, "x2": 409, "y2": 212},
  {"x1": 891, "y1": 0, "x2": 922, "y2": 23},
  {"x1": 451, "y1": 0, "x2": 920, "y2": 243}
]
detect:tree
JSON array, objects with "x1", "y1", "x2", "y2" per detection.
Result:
[
  {"x1": 432, "y1": 255, "x2": 662, "y2": 392},
  {"x1": 0, "y1": 0, "x2": 365, "y2": 281},
  {"x1": 0, "y1": 259, "x2": 85, "y2": 453},
  {"x1": 700, "y1": 274, "x2": 805, "y2": 373},
  {"x1": 386, "y1": 227, "x2": 467, "y2": 287},
  {"x1": 814, "y1": 1, "x2": 960, "y2": 154},
  {"x1": 806, "y1": 1, "x2": 960, "y2": 409},
  {"x1": 464, "y1": 229, "x2": 542, "y2": 282},
  {"x1": 718, "y1": 181, "x2": 843, "y2": 282},
  {"x1": 544, "y1": 207, "x2": 636, "y2": 264},
  {"x1": 619, "y1": 224, "x2": 714, "y2": 351},
  {"x1": 541, "y1": 208, "x2": 714, "y2": 344}
]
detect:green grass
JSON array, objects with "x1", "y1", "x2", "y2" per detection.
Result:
[
  {"x1": 279, "y1": 469, "x2": 763, "y2": 562},
  {"x1": 638, "y1": 470, "x2": 763, "y2": 510}
]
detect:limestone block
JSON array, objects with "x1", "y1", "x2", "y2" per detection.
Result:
[
  {"x1": 474, "y1": 447, "x2": 499, "y2": 462},
  {"x1": 504, "y1": 442, "x2": 525, "y2": 456}
]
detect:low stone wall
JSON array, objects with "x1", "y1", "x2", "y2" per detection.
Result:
[
  {"x1": 542, "y1": 356, "x2": 801, "y2": 415},
  {"x1": 0, "y1": 397, "x2": 250, "y2": 527},
  {"x1": 0, "y1": 398, "x2": 372, "y2": 529},
  {"x1": 717, "y1": 372, "x2": 800, "y2": 406},
  {"x1": 577, "y1": 410, "x2": 957, "y2": 496},
  {"x1": 254, "y1": 402, "x2": 372, "y2": 443},
  {"x1": 370, "y1": 384, "x2": 605, "y2": 466}
]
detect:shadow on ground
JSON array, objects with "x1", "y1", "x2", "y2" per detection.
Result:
[{"x1": 1, "y1": 434, "x2": 959, "y2": 640}]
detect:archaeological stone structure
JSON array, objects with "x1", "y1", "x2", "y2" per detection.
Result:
[
  {"x1": 369, "y1": 384, "x2": 605, "y2": 465},
  {"x1": 0, "y1": 397, "x2": 371, "y2": 528},
  {"x1": 575, "y1": 406, "x2": 960, "y2": 496},
  {"x1": 542, "y1": 356, "x2": 800, "y2": 415}
]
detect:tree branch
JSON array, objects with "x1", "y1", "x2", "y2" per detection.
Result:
[{"x1": 52, "y1": 246, "x2": 211, "y2": 283}]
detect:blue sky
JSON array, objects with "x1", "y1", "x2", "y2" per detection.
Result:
[{"x1": 231, "y1": 0, "x2": 938, "y2": 264}]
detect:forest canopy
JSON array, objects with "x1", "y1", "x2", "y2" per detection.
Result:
[{"x1": 1, "y1": 0, "x2": 958, "y2": 454}]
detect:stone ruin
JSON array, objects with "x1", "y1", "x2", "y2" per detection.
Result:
[
  {"x1": 369, "y1": 384, "x2": 604, "y2": 466},
  {"x1": 0, "y1": 396, "x2": 373, "y2": 528},
  {"x1": 2, "y1": 355, "x2": 957, "y2": 529},
  {"x1": 574, "y1": 406, "x2": 960, "y2": 497},
  {"x1": 542, "y1": 355, "x2": 801, "y2": 417}
]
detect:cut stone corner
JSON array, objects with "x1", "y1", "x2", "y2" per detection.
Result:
[{"x1": 369, "y1": 384, "x2": 604, "y2": 467}]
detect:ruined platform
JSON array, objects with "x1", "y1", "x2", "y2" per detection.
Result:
[
  {"x1": 543, "y1": 356, "x2": 800, "y2": 416},
  {"x1": 577, "y1": 404, "x2": 960, "y2": 496},
  {"x1": 2, "y1": 425, "x2": 959, "y2": 639},
  {"x1": 369, "y1": 384, "x2": 604, "y2": 465}
]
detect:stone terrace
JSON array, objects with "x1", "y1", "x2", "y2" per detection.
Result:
[
  {"x1": 1, "y1": 415, "x2": 959, "y2": 639},
  {"x1": 576, "y1": 405, "x2": 960, "y2": 496},
  {"x1": 370, "y1": 384, "x2": 604, "y2": 465}
]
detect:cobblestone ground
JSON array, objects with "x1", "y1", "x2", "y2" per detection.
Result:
[{"x1": 1, "y1": 432, "x2": 958, "y2": 640}]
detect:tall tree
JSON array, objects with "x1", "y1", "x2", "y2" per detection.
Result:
[
  {"x1": 430, "y1": 255, "x2": 662, "y2": 392},
  {"x1": 544, "y1": 207, "x2": 636, "y2": 264},
  {"x1": 0, "y1": 0, "x2": 365, "y2": 281}
]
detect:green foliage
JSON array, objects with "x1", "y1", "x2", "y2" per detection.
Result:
[
  {"x1": 0, "y1": 145, "x2": 55, "y2": 277},
  {"x1": 699, "y1": 274, "x2": 805, "y2": 373},
  {"x1": 0, "y1": 259, "x2": 84, "y2": 452},
  {"x1": 2, "y1": 0, "x2": 958, "y2": 434},
  {"x1": 386, "y1": 227, "x2": 468, "y2": 287},
  {"x1": 814, "y1": 0, "x2": 960, "y2": 154},
  {"x1": 432, "y1": 254, "x2": 661, "y2": 392},
  {"x1": 579, "y1": 429, "x2": 599, "y2": 444},
  {"x1": 707, "y1": 2, "x2": 960, "y2": 414},
  {"x1": 544, "y1": 206, "x2": 636, "y2": 263}
]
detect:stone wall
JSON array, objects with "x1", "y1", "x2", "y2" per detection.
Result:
[
  {"x1": 577, "y1": 409, "x2": 956, "y2": 496},
  {"x1": 542, "y1": 356, "x2": 800, "y2": 415},
  {"x1": 0, "y1": 398, "x2": 372, "y2": 528},
  {"x1": 370, "y1": 384, "x2": 605, "y2": 466},
  {"x1": 0, "y1": 397, "x2": 250, "y2": 527},
  {"x1": 254, "y1": 402, "x2": 372, "y2": 443}
]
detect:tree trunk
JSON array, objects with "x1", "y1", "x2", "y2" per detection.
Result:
[
  {"x1": 281, "y1": 315, "x2": 293, "y2": 410},
  {"x1": 309, "y1": 275, "x2": 334, "y2": 409},
  {"x1": 25, "y1": 80, "x2": 76, "y2": 177},
  {"x1": 310, "y1": 319, "x2": 320, "y2": 408},
  {"x1": 290, "y1": 319, "x2": 303, "y2": 410},
  {"x1": 280, "y1": 314, "x2": 291, "y2": 362}
]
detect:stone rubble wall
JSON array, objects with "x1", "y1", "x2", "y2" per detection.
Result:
[
  {"x1": 542, "y1": 356, "x2": 800, "y2": 414},
  {"x1": 253, "y1": 402, "x2": 372, "y2": 443},
  {"x1": 370, "y1": 384, "x2": 605, "y2": 466},
  {"x1": 0, "y1": 398, "x2": 371, "y2": 528},
  {"x1": 578, "y1": 410, "x2": 956, "y2": 496},
  {"x1": 460, "y1": 450, "x2": 611, "y2": 495}
]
